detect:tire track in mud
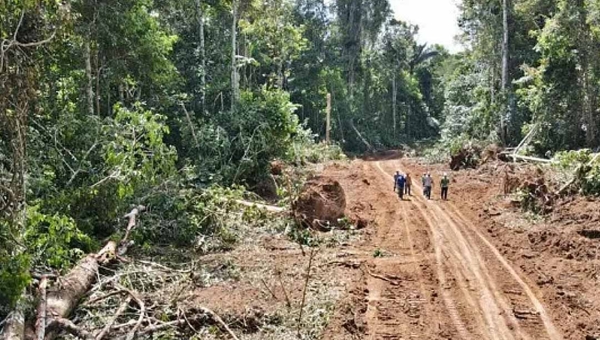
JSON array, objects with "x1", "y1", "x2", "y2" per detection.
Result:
[
  {"x1": 360, "y1": 161, "x2": 446, "y2": 340},
  {"x1": 377, "y1": 159, "x2": 562, "y2": 340},
  {"x1": 374, "y1": 162, "x2": 483, "y2": 340},
  {"x1": 443, "y1": 202, "x2": 561, "y2": 339}
]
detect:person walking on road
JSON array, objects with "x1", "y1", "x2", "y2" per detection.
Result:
[
  {"x1": 405, "y1": 173, "x2": 412, "y2": 196},
  {"x1": 394, "y1": 172, "x2": 406, "y2": 200},
  {"x1": 421, "y1": 173, "x2": 427, "y2": 196},
  {"x1": 423, "y1": 173, "x2": 433, "y2": 200},
  {"x1": 440, "y1": 173, "x2": 450, "y2": 201},
  {"x1": 394, "y1": 171, "x2": 401, "y2": 189}
]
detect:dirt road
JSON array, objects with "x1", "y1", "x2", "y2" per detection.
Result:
[{"x1": 326, "y1": 157, "x2": 565, "y2": 340}]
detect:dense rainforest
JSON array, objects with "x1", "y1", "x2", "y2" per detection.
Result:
[{"x1": 3, "y1": 0, "x2": 600, "y2": 331}]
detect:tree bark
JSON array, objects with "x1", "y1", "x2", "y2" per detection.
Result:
[
  {"x1": 568, "y1": 1, "x2": 596, "y2": 147},
  {"x1": 35, "y1": 276, "x2": 48, "y2": 340},
  {"x1": 392, "y1": 72, "x2": 397, "y2": 136},
  {"x1": 277, "y1": 61, "x2": 284, "y2": 89},
  {"x1": 95, "y1": 62, "x2": 101, "y2": 117},
  {"x1": 500, "y1": 0, "x2": 510, "y2": 144},
  {"x1": 84, "y1": 40, "x2": 94, "y2": 115},
  {"x1": 231, "y1": 0, "x2": 240, "y2": 110},
  {"x1": 195, "y1": 0, "x2": 206, "y2": 114}
]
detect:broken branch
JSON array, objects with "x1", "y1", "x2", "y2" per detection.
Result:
[
  {"x1": 95, "y1": 296, "x2": 132, "y2": 340},
  {"x1": 365, "y1": 267, "x2": 400, "y2": 286},
  {"x1": 51, "y1": 317, "x2": 95, "y2": 340}
]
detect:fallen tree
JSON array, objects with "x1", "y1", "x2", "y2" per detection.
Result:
[{"x1": 1, "y1": 206, "x2": 144, "y2": 340}]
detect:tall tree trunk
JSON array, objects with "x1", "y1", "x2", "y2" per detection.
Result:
[
  {"x1": 500, "y1": 0, "x2": 510, "y2": 144},
  {"x1": 576, "y1": 3, "x2": 597, "y2": 147},
  {"x1": 95, "y1": 52, "x2": 101, "y2": 117},
  {"x1": 195, "y1": 0, "x2": 206, "y2": 114},
  {"x1": 392, "y1": 71, "x2": 397, "y2": 136},
  {"x1": 406, "y1": 102, "x2": 412, "y2": 139},
  {"x1": 277, "y1": 61, "x2": 284, "y2": 89},
  {"x1": 84, "y1": 40, "x2": 94, "y2": 115},
  {"x1": 231, "y1": 0, "x2": 240, "y2": 110},
  {"x1": 490, "y1": 63, "x2": 496, "y2": 105}
]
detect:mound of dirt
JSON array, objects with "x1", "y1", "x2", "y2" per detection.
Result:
[{"x1": 293, "y1": 176, "x2": 346, "y2": 231}]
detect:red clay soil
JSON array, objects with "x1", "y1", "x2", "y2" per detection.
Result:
[
  {"x1": 321, "y1": 156, "x2": 600, "y2": 340},
  {"x1": 293, "y1": 176, "x2": 347, "y2": 230},
  {"x1": 184, "y1": 155, "x2": 599, "y2": 339}
]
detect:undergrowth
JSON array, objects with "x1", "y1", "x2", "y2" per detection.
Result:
[{"x1": 552, "y1": 149, "x2": 600, "y2": 195}]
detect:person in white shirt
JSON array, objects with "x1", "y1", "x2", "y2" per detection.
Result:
[{"x1": 423, "y1": 173, "x2": 433, "y2": 200}]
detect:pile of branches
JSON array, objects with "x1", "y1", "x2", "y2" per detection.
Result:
[{"x1": 0, "y1": 207, "x2": 239, "y2": 340}]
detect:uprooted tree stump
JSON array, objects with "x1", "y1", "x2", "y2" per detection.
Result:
[
  {"x1": 292, "y1": 176, "x2": 346, "y2": 231},
  {"x1": 502, "y1": 167, "x2": 554, "y2": 213},
  {"x1": 450, "y1": 144, "x2": 482, "y2": 170}
]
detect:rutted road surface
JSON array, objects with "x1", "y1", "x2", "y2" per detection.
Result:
[{"x1": 326, "y1": 158, "x2": 564, "y2": 340}]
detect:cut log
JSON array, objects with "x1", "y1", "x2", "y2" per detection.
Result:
[
  {"x1": 42, "y1": 206, "x2": 143, "y2": 340},
  {"x1": 46, "y1": 243, "x2": 113, "y2": 321},
  {"x1": 35, "y1": 276, "x2": 48, "y2": 340},
  {"x1": 508, "y1": 154, "x2": 552, "y2": 163},
  {"x1": 235, "y1": 200, "x2": 286, "y2": 213}
]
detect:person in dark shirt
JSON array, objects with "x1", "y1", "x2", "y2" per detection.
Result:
[{"x1": 394, "y1": 172, "x2": 406, "y2": 200}]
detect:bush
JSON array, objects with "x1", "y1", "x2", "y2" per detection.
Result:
[
  {"x1": 136, "y1": 184, "x2": 287, "y2": 252},
  {"x1": 205, "y1": 88, "x2": 303, "y2": 185},
  {"x1": 553, "y1": 149, "x2": 600, "y2": 195},
  {"x1": 286, "y1": 128, "x2": 347, "y2": 165},
  {"x1": 0, "y1": 252, "x2": 30, "y2": 316},
  {"x1": 424, "y1": 134, "x2": 486, "y2": 168},
  {"x1": 24, "y1": 206, "x2": 94, "y2": 270}
]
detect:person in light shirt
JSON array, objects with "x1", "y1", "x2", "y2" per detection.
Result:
[{"x1": 423, "y1": 173, "x2": 433, "y2": 200}]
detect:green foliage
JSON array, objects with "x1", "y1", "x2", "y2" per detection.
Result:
[
  {"x1": 440, "y1": 54, "x2": 499, "y2": 143},
  {"x1": 190, "y1": 88, "x2": 303, "y2": 184},
  {"x1": 0, "y1": 252, "x2": 30, "y2": 315},
  {"x1": 553, "y1": 149, "x2": 594, "y2": 171},
  {"x1": 553, "y1": 149, "x2": 600, "y2": 195},
  {"x1": 102, "y1": 103, "x2": 178, "y2": 199},
  {"x1": 24, "y1": 206, "x2": 93, "y2": 270},
  {"x1": 286, "y1": 128, "x2": 347, "y2": 164},
  {"x1": 373, "y1": 248, "x2": 384, "y2": 258}
]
